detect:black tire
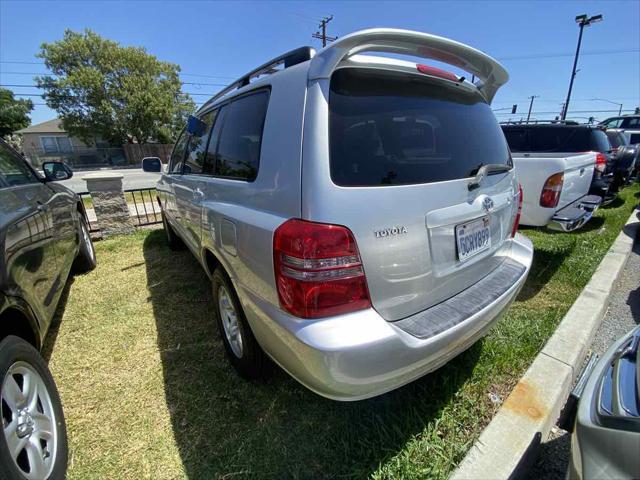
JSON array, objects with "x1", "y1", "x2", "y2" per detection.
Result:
[
  {"x1": 211, "y1": 268, "x2": 267, "y2": 378},
  {"x1": 0, "y1": 336, "x2": 68, "y2": 480},
  {"x1": 72, "y1": 214, "x2": 97, "y2": 273},
  {"x1": 162, "y1": 212, "x2": 185, "y2": 251}
]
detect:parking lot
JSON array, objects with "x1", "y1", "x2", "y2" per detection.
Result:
[{"x1": 41, "y1": 185, "x2": 638, "y2": 479}]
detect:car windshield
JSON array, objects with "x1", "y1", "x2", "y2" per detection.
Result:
[{"x1": 329, "y1": 68, "x2": 511, "y2": 187}]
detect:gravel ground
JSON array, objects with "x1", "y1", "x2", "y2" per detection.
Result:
[{"x1": 528, "y1": 225, "x2": 640, "y2": 479}]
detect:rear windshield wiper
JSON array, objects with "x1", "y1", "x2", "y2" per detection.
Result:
[{"x1": 468, "y1": 164, "x2": 512, "y2": 191}]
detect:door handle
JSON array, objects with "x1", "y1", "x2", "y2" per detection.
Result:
[
  {"x1": 579, "y1": 168, "x2": 585, "y2": 176},
  {"x1": 193, "y1": 189, "x2": 204, "y2": 201}
]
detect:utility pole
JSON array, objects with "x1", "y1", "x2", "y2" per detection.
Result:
[
  {"x1": 312, "y1": 15, "x2": 337, "y2": 47},
  {"x1": 526, "y1": 95, "x2": 539, "y2": 124},
  {"x1": 561, "y1": 13, "x2": 603, "y2": 120}
]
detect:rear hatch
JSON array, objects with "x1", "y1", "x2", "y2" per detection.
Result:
[{"x1": 307, "y1": 68, "x2": 519, "y2": 321}]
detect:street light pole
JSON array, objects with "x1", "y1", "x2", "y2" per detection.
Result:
[
  {"x1": 526, "y1": 95, "x2": 539, "y2": 124},
  {"x1": 561, "y1": 14, "x2": 603, "y2": 120},
  {"x1": 590, "y1": 98, "x2": 623, "y2": 116}
]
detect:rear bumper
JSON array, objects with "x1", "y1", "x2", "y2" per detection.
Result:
[
  {"x1": 548, "y1": 195, "x2": 601, "y2": 232},
  {"x1": 239, "y1": 235, "x2": 533, "y2": 401}
]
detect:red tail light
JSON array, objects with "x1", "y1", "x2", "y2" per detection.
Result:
[
  {"x1": 273, "y1": 219, "x2": 371, "y2": 319},
  {"x1": 511, "y1": 184, "x2": 523, "y2": 237},
  {"x1": 416, "y1": 64, "x2": 459, "y2": 82},
  {"x1": 595, "y1": 152, "x2": 607, "y2": 173},
  {"x1": 540, "y1": 172, "x2": 564, "y2": 208}
]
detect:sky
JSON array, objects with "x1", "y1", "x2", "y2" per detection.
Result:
[{"x1": 1, "y1": 0, "x2": 639, "y2": 126}]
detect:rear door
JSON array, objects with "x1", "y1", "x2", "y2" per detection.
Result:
[{"x1": 304, "y1": 68, "x2": 519, "y2": 321}]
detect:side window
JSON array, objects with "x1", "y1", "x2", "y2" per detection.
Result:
[
  {"x1": 0, "y1": 146, "x2": 40, "y2": 187},
  {"x1": 214, "y1": 91, "x2": 269, "y2": 181},
  {"x1": 603, "y1": 118, "x2": 622, "y2": 128},
  {"x1": 183, "y1": 110, "x2": 217, "y2": 175},
  {"x1": 624, "y1": 118, "x2": 640, "y2": 128},
  {"x1": 169, "y1": 130, "x2": 188, "y2": 174},
  {"x1": 203, "y1": 106, "x2": 227, "y2": 175}
]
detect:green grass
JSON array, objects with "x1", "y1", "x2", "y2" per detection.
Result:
[{"x1": 45, "y1": 185, "x2": 639, "y2": 479}]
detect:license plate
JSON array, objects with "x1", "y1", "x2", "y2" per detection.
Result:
[{"x1": 456, "y1": 216, "x2": 491, "y2": 262}]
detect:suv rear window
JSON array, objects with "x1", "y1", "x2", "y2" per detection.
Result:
[
  {"x1": 329, "y1": 68, "x2": 511, "y2": 187},
  {"x1": 502, "y1": 126, "x2": 611, "y2": 153}
]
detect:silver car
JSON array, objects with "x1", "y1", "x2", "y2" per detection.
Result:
[
  {"x1": 143, "y1": 28, "x2": 534, "y2": 400},
  {"x1": 568, "y1": 324, "x2": 640, "y2": 479}
]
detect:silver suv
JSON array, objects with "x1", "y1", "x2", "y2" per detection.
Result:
[{"x1": 144, "y1": 28, "x2": 534, "y2": 400}]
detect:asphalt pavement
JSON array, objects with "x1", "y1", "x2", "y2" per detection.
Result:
[
  {"x1": 528, "y1": 226, "x2": 640, "y2": 479},
  {"x1": 60, "y1": 167, "x2": 161, "y2": 192}
]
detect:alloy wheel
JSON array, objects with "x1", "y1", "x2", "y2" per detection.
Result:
[
  {"x1": 1, "y1": 361, "x2": 58, "y2": 480},
  {"x1": 81, "y1": 218, "x2": 95, "y2": 262},
  {"x1": 218, "y1": 285, "x2": 243, "y2": 358}
]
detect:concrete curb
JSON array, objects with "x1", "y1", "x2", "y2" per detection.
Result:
[{"x1": 451, "y1": 210, "x2": 638, "y2": 480}]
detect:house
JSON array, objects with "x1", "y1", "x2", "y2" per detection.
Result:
[
  {"x1": 17, "y1": 119, "x2": 90, "y2": 160},
  {"x1": 16, "y1": 119, "x2": 126, "y2": 168}
]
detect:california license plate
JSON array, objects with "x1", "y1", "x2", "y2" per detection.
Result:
[{"x1": 456, "y1": 216, "x2": 491, "y2": 262}]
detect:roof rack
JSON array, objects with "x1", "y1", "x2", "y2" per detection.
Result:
[
  {"x1": 500, "y1": 119, "x2": 582, "y2": 126},
  {"x1": 200, "y1": 46, "x2": 315, "y2": 110}
]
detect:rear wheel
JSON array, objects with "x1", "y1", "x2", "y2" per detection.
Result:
[
  {"x1": 211, "y1": 268, "x2": 267, "y2": 378},
  {"x1": 0, "y1": 336, "x2": 68, "y2": 480},
  {"x1": 162, "y1": 212, "x2": 184, "y2": 251},
  {"x1": 72, "y1": 215, "x2": 96, "y2": 273}
]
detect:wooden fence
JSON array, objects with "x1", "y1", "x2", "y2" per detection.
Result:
[{"x1": 123, "y1": 144, "x2": 173, "y2": 165}]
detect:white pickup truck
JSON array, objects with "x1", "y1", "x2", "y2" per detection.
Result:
[{"x1": 511, "y1": 152, "x2": 602, "y2": 231}]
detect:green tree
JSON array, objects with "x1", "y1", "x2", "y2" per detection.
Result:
[
  {"x1": 37, "y1": 29, "x2": 195, "y2": 145},
  {"x1": 0, "y1": 88, "x2": 34, "y2": 137}
]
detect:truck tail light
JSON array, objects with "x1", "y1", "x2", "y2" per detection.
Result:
[
  {"x1": 595, "y1": 152, "x2": 608, "y2": 173},
  {"x1": 511, "y1": 184, "x2": 523, "y2": 238},
  {"x1": 540, "y1": 172, "x2": 564, "y2": 208},
  {"x1": 273, "y1": 219, "x2": 371, "y2": 319}
]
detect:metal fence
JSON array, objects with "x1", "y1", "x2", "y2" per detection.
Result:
[{"x1": 79, "y1": 188, "x2": 162, "y2": 234}]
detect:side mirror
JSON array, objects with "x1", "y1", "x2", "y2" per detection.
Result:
[
  {"x1": 186, "y1": 115, "x2": 207, "y2": 137},
  {"x1": 142, "y1": 157, "x2": 162, "y2": 173},
  {"x1": 42, "y1": 161, "x2": 73, "y2": 182}
]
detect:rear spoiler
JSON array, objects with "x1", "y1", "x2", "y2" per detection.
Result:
[{"x1": 308, "y1": 28, "x2": 508, "y2": 104}]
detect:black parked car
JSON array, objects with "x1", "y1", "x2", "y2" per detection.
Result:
[
  {"x1": 606, "y1": 129, "x2": 639, "y2": 190},
  {"x1": 501, "y1": 123, "x2": 616, "y2": 203},
  {"x1": 0, "y1": 139, "x2": 96, "y2": 480}
]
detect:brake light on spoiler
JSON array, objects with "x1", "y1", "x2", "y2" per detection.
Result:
[{"x1": 416, "y1": 64, "x2": 460, "y2": 82}]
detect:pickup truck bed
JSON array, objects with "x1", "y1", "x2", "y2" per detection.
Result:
[{"x1": 512, "y1": 152, "x2": 601, "y2": 231}]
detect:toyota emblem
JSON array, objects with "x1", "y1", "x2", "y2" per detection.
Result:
[{"x1": 482, "y1": 197, "x2": 495, "y2": 212}]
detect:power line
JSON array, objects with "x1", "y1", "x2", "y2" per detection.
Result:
[
  {"x1": 0, "y1": 69, "x2": 238, "y2": 80},
  {"x1": 495, "y1": 47, "x2": 638, "y2": 61},
  {"x1": 3, "y1": 46, "x2": 638, "y2": 70},
  {"x1": 493, "y1": 108, "x2": 635, "y2": 114}
]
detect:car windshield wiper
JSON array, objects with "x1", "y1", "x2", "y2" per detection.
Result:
[{"x1": 468, "y1": 164, "x2": 512, "y2": 191}]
